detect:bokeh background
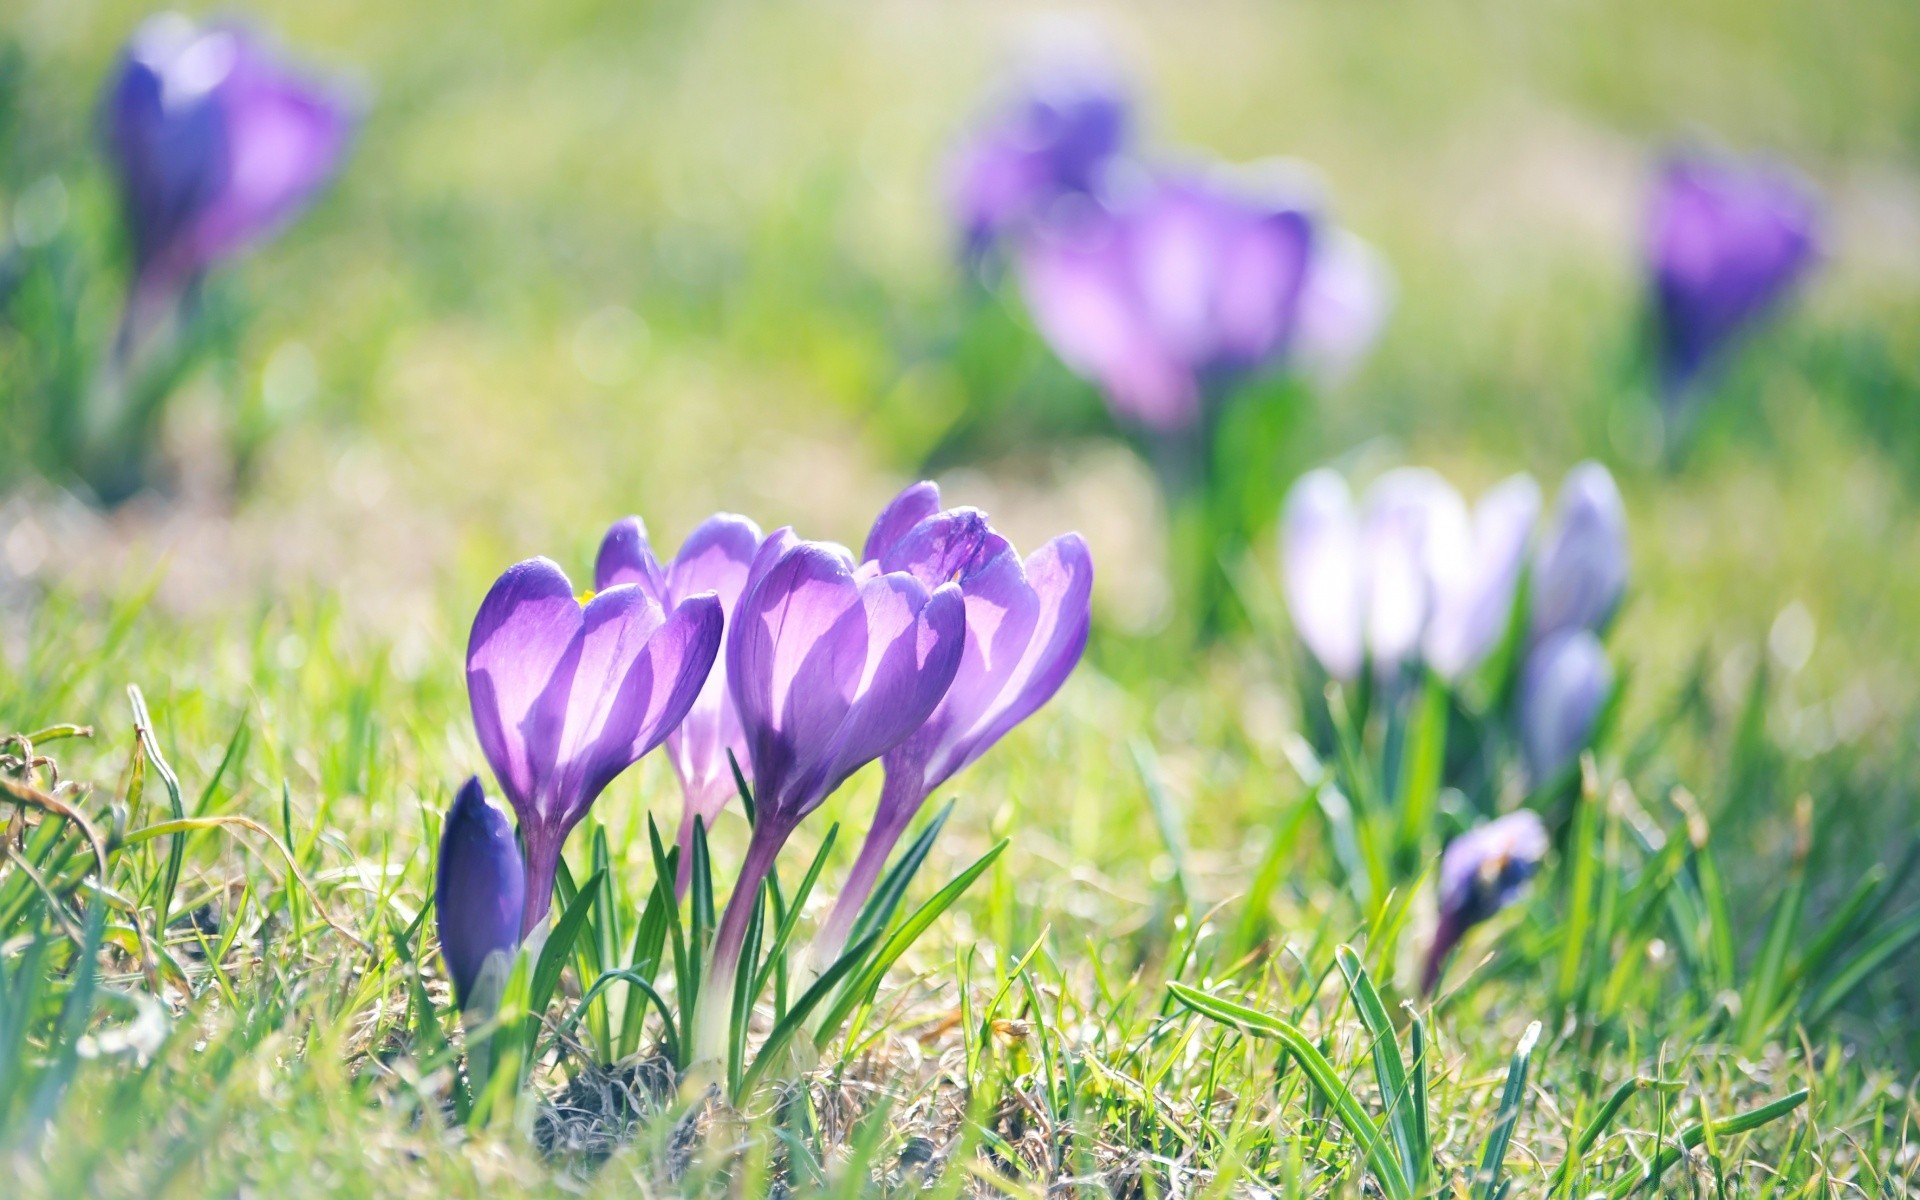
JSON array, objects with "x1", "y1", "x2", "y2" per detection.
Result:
[{"x1": 5, "y1": 0, "x2": 1920, "y2": 1055}]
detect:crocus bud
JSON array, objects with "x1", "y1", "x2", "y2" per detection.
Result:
[
  {"x1": 1519, "y1": 629, "x2": 1613, "y2": 784},
  {"x1": 1648, "y1": 150, "x2": 1821, "y2": 398},
  {"x1": 435, "y1": 777, "x2": 525, "y2": 1013},
  {"x1": 1016, "y1": 166, "x2": 1315, "y2": 431},
  {"x1": 1423, "y1": 809, "x2": 1549, "y2": 993},
  {"x1": 102, "y1": 14, "x2": 354, "y2": 305},
  {"x1": 1530, "y1": 461, "x2": 1628, "y2": 644}
]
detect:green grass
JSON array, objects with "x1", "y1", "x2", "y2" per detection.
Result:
[{"x1": 5, "y1": 0, "x2": 1920, "y2": 1194}]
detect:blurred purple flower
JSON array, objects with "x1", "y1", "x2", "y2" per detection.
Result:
[
  {"x1": 102, "y1": 14, "x2": 354, "y2": 310},
  {"x1": 1293, "y1": 227, "x2": 1395, "y2": 387},
  {"x1": 597, "y1": 513, "x2": 765, "y2": 894},
  {"x1": 1649, "y1": 150, "x2": 1821, "y2": 397},
  {"x1": 435, "y1": 776, "x2": 524, "y2": 1012},
  {"x1": 809, "y1": 483, "x2": 1093, "y2": 970},
  {"x1": 1281, "y1": 467, "x2": 1536, "y2": 683},
  {"x1": 1424, "y1": 474, "x2": 1540, "y2": 679},
  {"x1": 1422, "y1": 809, "x2": 1548, "y2": 994},
  {"x1": 1016, "y1": 168, "x2": 1315, "y2": 431},
  {"x1": 466, "y1": 557, "x2": 722, "y2": 934},
  {"x1": 950, "y1": 66, "x2": 1131, "y2": 262},
  {"x1": 1530, "y1": 461, "x2": 1628, "y2": 644},
  {"x1": 691, "y1": 532, "x2": 967, "y2": 1063},
  {"x1": 1519, "y1": 628, "x2": 1613, "y2": 784}
]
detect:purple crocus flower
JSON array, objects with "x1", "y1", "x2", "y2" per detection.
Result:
[
  {"x1": 102, "y1": 14, "x2": 354, "y2": 321},
  {"x1": 1519, "y1": 628, "x2": 1614, "y2": 784},
  {"x1": 435, "y1": 776, "x2": 525, "y2": 1012},
  {"x1": 1280, "y1": 467, "x2": 1536, "y2": 684},
  {"x1": 1422, "y1": 809, "x2": 1549, "y2": 994},
  {"x1": 1016, "y1": 167, "x2": 1315, "y2": 431},
  {"x1": 1530, "y1": 461, "x2": 1628, "y2": 645},
  {"x1": 466, "y1": 557, "x2": 723, "y2": 935},
  {"x1": 807, "y1": 483, "x2": 1093, "y2": 972},
  {"x1": 690, "y1": 532, "x2": 967, "y2": 1065},
  {"x1": 951, "y1": 65, "x2": 1131, "y2": 263},
  {"x1": 596, "y1": 513, "x2": 765, "y2": 895},
  {"x1": 1648, "y1": 150, "x2": 1822, "y2": 398}
]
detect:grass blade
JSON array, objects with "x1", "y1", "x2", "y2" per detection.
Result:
[
  {"x1": 1475, "y1": 1020, "x2": 1540, "y2": 1200},
  {"x1": 1169, "y1": 982, "x2": 1411, "y2": 1200},
  {"x1": 1334, "y1": 945, "x2": 1421, "y2": 1187}
]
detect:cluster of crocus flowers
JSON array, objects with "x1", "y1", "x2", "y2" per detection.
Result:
[
  {"x1": 433, "y1": 486, "x2": 1092, "y2": 1071},
  {"x1": 1280, "y1": 460, "x2": 1627, "y2": 782},
  {"x1": 1421, "y1": 808, "x2": 1549, "y2": 994},
  {"x1": 101, "y1": 13, "x2": 355, "y2": 349},
  {"x1": 1646, "y1": 148, "x2": 1822, "y2": 408},
  {"x1": 949, "y1": 57, "x2": 1391, "y2": 438}
]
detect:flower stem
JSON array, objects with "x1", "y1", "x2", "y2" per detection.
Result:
[
  {"x1": 519, "y1": 826, "x2": 562, "y2": 938},
  {"x1": 688, "y1": 819, "x2": 789, "y2": 1071},
  {"x1": 803, "y1": 780, "x2": 918, "y2": 985}
]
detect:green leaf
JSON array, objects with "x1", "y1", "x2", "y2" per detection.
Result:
[
  {"x1": 525, "y1": 867, "x2": 606, "y2": 1054},
  {"x1": 735, "y1": 929, "x2": 879, "y2": 1100},
  {"x1": 1803, "y1": 907, "x2": 1920, "y2": 1025},
  {"x1": 1167, "y1": 981, "x2": 1411, "y2": 1200},
  {"x1": 1474, "y1": 1020, "x2": 1539, "y2": 1200},
  {"x1": 1547, "y1": 1076, "x2": 1678, "y2": 1192},
  {"x1": 1604, "y1": 1089, "x2": 1807, "y2": 1199},
  {"x1": 815, "y1": 839, "x2": 1008, "y2": 1052},
  {"x1": 1738, "y1": 844, "x2": 1806, "y2": 1049},
  {"x1": 1392, "y1": 673, "x2": 1448, "y2": 872},
  {"x1": 1334, "y1": 945, "x2": 1422, "y2": 1187},
  {"x1": 752, "y1": 823, "x2": 840, "y2": 1003},
  {"x1": 127, "y1": 686, "x2": 187, "y2": 927}
]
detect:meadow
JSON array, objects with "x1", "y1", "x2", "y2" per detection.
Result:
[{"x1": 4, "y1": 0, "x2": 1920, "y2": 1195}]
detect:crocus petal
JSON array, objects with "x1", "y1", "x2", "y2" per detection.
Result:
[
  {"x1": 1017, "y1": 208, "x2": 1202, "y2": 430},
  {"x1": 1425, "y1": 474, "x2": 1541, "y2": 680},
  {"x1": 661, "y1": 514, "x2": 764, "y2": 814},
  {"x1": 1649, "y1": 150, "x2": 1822, "y2": 393},
  {"x1": 863, "y1": 481, "x2": 945, "y2": 563},
  {"x1": 949, "y1": 65, "x2": 1130, "y2": 258},
  {"x1": 435, "y1": 776, "x2": 524, "y2": 1010},
  {"x1": 549, "y1": 587, "x2": 723, "y2": 826},
  {"x1": 1294, "y1": 227, "x2": 1395, "y2": 386},
  {"x1": 594, "y1": 515, "x2": 668, "y2": 601},
  {"x1": 1531, "y1": 462, "x2": 1628, "y2": 643},
  {"x1": 812, "y1": 576, "x2": 967, "y2": 805},
  {"x1": 103, "y1": 16, "x2": 230, "y2": 279},
  {"x1": 466, "y1": 557, "x2": 584, "y2": 816},
  {"x1": 912, "y1": 533, "x2": 1093, "y2": 793},
  {"x1": 1280, "y1": 469, "x2": 1365, "y2": 682},
  {"x1": 1520, "y1": 629, "x2": 1613, "y2": 782},
  {"x1": 875, "y1": 507, "x2": 1008, "y2": 591},
  {"x1": 188, "y1": 34, "x2": 354, "y2": 265},
  {"x1": 1361, "y1": 468, "x2": 1468, "y2": 674}
]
